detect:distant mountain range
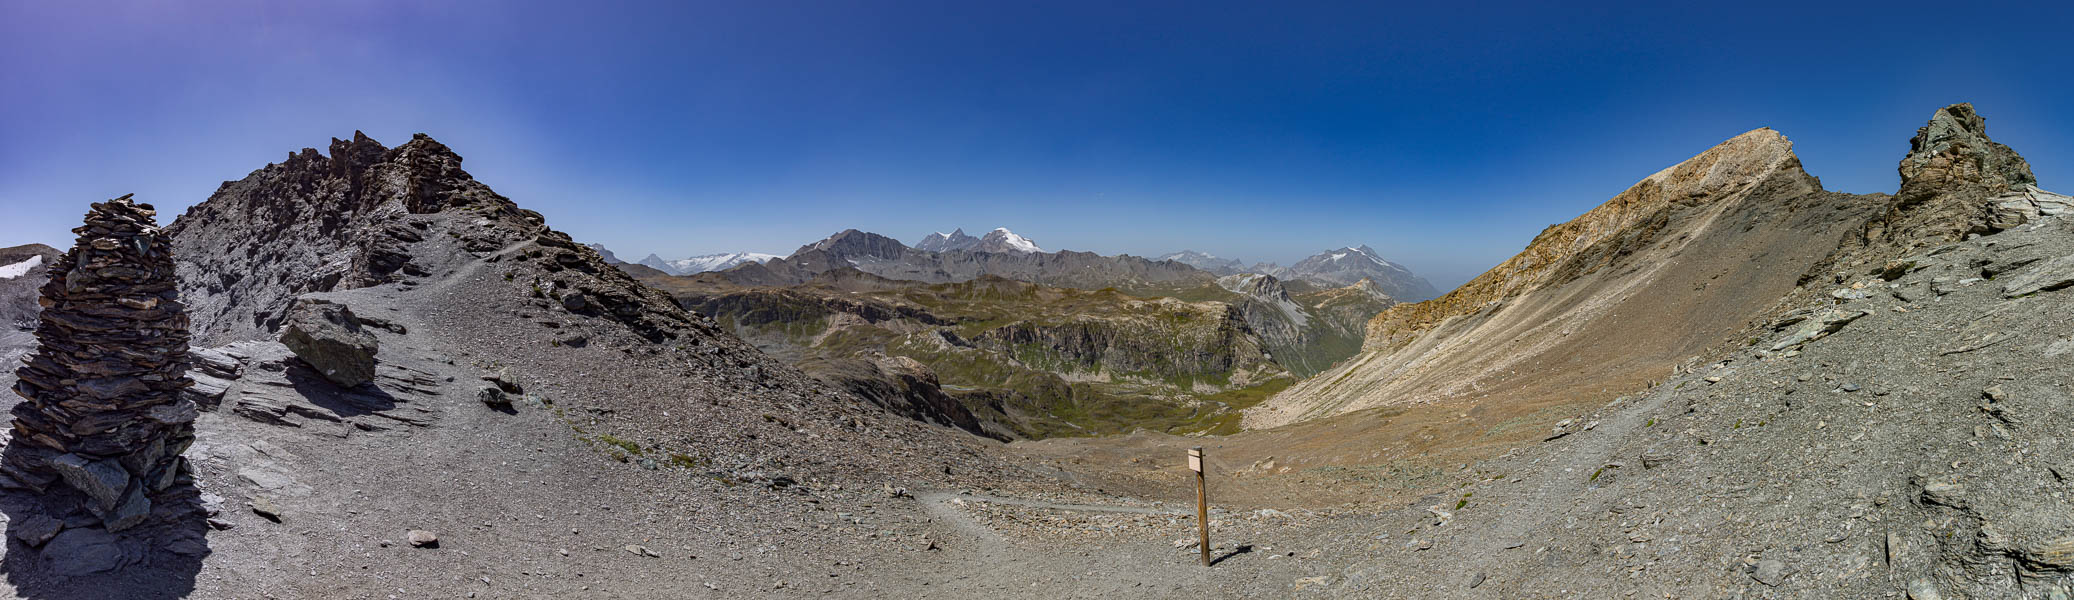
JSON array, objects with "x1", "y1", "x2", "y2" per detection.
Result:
[
  {"x1": 587, "y1": 244, "x2": 780, "y2": 276},
  {"x1": 630, "y1": 227, "x2": 1427, "y2": 380},
  {"x1": 708, "y1": 228, "x2": 1211, "y2": 293},
  {"x1": 915, "y1": 228, "x2": 1044, "y2": 254},
  {"x1": 590, "y1": 228, "x2": 1438, "y2": 302},
  {"x1": 1156, "y1": 250, "x2": 1247, "y2": 275},
  {"x1": 1161, "y1": 246, "x2": 1439, "y2": 301},
  {"x1": 638, "y1": 252, "x2": 781, "y2": 276}
]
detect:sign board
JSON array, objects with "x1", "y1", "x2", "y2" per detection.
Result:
[{"x1": 1188, "y1": 448, "x2": 1203, "y2": 473}]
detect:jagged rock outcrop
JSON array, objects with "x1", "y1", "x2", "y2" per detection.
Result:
[
  {"x1": 1818, "y1": 103, "x2": 2072, "y2": 282},
  {"x1": 169, "y1": 131, "x2": 702, "y2": 346},
  {"x1": 4, "y1": 196, "x2": 197, "y2": 532},
  {"x1": 1898, "y1": 103, "x2": 2036, "y2": 207}
]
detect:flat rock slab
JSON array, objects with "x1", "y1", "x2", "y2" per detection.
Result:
[
  {"x1": 42, "y1": 527, "x2": 135, "y2": 576},
  {"x1": 2002, "y1": 254, "x2": 2074, "y2": 298}
]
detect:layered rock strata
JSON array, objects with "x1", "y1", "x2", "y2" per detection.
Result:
[{"x1": 5, "y1": 195, "x2": 197, "y2": 531}]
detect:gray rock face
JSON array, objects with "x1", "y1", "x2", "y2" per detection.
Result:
[
  {"x1": 1833, "y1": 103, "x2": 2049, "y2": 271},
  {"x1": 5, "y1": 195, "x2": 197, "y2": 532},
  {"x1": 278, "y1": 298, "x2": 378, "y2": 387},
  {"x1": 1899, "y1": 103, "x2": 2035, "y2": 199}
]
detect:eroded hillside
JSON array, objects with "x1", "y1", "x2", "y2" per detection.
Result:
[{"x1": 1249, "y1": 126, "x2": 1890, "y2": 429}]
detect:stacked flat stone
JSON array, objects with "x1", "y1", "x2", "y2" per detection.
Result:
[{"x1": 5, "y1": 194, "x2": 197, "y2": 531}]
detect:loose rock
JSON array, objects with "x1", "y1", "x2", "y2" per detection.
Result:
[{"x1": 407, "y1": 529, "x2": 439, "y2": 548}]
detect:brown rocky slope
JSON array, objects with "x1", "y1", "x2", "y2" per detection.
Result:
[{"x1": 1249, "y1": 125, "x2": 1890, "y2": 428}]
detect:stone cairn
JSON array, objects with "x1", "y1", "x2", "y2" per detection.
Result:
[{"x1": 4, "y1": 195, "x2": 197, "y2": 532}]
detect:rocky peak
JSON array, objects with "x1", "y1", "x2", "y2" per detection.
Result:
[
  {"x1": 585, "y1": 244, "x2": 623, "y2": 264},
  {"x1": 168, "y1": 131, "x2": 694, "y2": 346},
  {"x1": 1218, "y1": 272, "x2": 1290, "y2": 302},
  {"x1": 1817, "y1": 104, "x2": 2062, "y2": 280},
  {"x1": 1362, "y1": 127, "x2": 1819, "y2": 351},
  {"x1": 794, "y1": 229, "x2": 909, "y2": 261},
  {"x1": 327, "y1": 130, "x2": 390, "y2": 186},
  {"x1": 1898, "y1": 103, "x2": 2035, "y2": 201},
  {"x1": 915, "y1": 228, "x2": 979, "y2": 252},
  {"x1": 1283, "y1": 245, "x2": 1437, "y2": 301}
]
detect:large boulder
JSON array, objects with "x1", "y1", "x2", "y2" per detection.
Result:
[{"x1": 278, "y1": 298, "x2": 378, "y2": 387}]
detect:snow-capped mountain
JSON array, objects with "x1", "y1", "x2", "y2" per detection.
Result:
[
  {"x1": 974, "y1": 228, "x2": 1042, "y2": 253},
  {"x1": 1157, "y1": 250, "x2": 1246, "y2": 275},
  {"x1": 629, "y1": 251, "x2": 780, "y2": 276},
  {"x1": 916, "y1": 227, "x2": 1043, "y2": 254},
  {"x1": 666, "y1": 252, "x2": 781, "y2": 274},
  {"x1": 1282, "y1": 245, "x2": 1439, "y2": 301},
  {"x1": 915, "y1": 229, "x2": 981, "y2": 252}
]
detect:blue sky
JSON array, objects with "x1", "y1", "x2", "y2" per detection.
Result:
[{"x1": 4, "y1": 1, "x2": 2073, "y2": 288}]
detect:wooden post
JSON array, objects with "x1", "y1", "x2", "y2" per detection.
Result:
[{"x1": 1190, "y1": 446, "x2": 1209, "y2": 567}]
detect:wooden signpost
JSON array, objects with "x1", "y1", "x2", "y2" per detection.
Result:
[{"x1": 1190, "y1": 446, "x2": 1209, "y2": 567}]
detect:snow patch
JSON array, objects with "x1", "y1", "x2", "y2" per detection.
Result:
[{"x1": 0, "y1": 255, "x2": 43, "y2": 279}]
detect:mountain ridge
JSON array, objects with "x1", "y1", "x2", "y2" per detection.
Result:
[{"x1": 1248, "y1": 125, "x2": 1866, "y2": 427}]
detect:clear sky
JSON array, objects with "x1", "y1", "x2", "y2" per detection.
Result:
[{"x1": 4, "y1": 1, "x2": 2073, "y2": 288}]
